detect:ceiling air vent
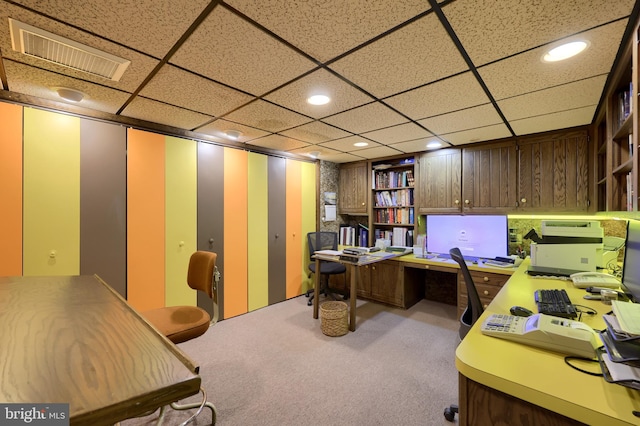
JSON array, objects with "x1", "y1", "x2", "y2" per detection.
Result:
[{"x1": 9, "y1": 18, "x2": 130, "y2": 81}]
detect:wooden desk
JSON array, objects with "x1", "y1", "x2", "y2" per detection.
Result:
[
  {"x1": 456, "y1": 260, "x2": 640, "y2": 425},
  {"x1": 0, "y1": 275, "x2": 202, "y2": 425}
]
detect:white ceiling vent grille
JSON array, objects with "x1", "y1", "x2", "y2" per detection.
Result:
[{"x1": 9, "y1": 18, "x2": 130, "y2": 81}]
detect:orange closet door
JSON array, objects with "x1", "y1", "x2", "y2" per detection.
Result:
[
  {"x1": 285, "y1": 159, "x2": 303, "y2": 299},
  {"x1": 223, "y1": 147, "x2": 248, "y2": 318},
  {"x1": 127, "y1": 129, "x2": 165, "y2": 311},
  {"x1": 0, "y1": 103, "x2": 23, "y2": 276}
]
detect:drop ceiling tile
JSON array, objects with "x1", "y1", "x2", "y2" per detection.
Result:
[
  {"x1": 223, "y1": 100, "x2": 313, "y2": 132},
  {"x1": 0, "y1": 4, "x2": 160, "y2": 92},
  {"x1": 170, "y1": 6, "x2": 316, "y2": 96},
  {"x1": 385, "y1": 72, "x2": 490, "y2": 120},
  {"x1": 388, "y1": 137, "x2": 444, "y2": 154},
  {"x1": 320, "y1": 152, "x2": 368, "y2": 163},
  {"x1": 498, "y1": 75, "x2": 607, "y2": 121},
  {"x1": 319, "y1": 136, "x2": 382, "y2": 152},
  {"x1": 346, "y1": 145, "x2": 405, "y2": 159},
  {"x1": 321, "y1": 102, "x2": 407, "y2": 134},
  {"x1": 479, "y1": 20, "x2": 626, "y2": 100},
  {"x1": 361, "y1": 122, "x2": 433, "y2": 145},
  {"x1": 195, "y1": 119, "x2": 270, "y2": 143},
  {"x1": 441, "y1": 124, "x2": 512, "y2": 146},
  {"x1": 122, "y1": 97, "x2": 213, "y2": 130},
  {"x1": 224, "y1": 0, "x2": 432, "y2": 62},
  {"x1": 11, "y1": 0, "x2": 212, "y2": 57},
  {"x1": 248, "y1": 134, "x2": 310, "y2": 152},
  {"x1": 329, "y1": 13, "x2": 468, "y2": 98},
  {"x1": 264, "y1": 69, "x2": 374, "y2": 118},
  {"x1": 139, "y1": 65, "x2": 254, "y2": 118},
  {"x1": 288, "y1": 145, "x2": 342, "y2": 160},
  {"x1": 510, "y1": 106, "x2": 596, "y2": 136},
  {"x1": 443, "y1": 0, "x2": 636, "y2": 66},
  {"x1": 418, "y1": 103, "x2": 502, "y2": 136},
  {"x1": 4, "y1": 62, "x2": 131, "y2": 114},
  {"x1": 280, "y1": 121, "x2": 351, "y2": 143}
]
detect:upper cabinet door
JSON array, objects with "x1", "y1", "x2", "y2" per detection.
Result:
[
  {"x1": 517, "y1": 129, "x2": 590, "y2": 212},
  {"x1": 416, "y1": 149, "x2": 462, "y2": 214},
  {"x1": 338, "y1": 161, "x2": 369, "y2": 215},
  {"x1": 462, "y1": 141, "x2": 518, "y2": 213}
]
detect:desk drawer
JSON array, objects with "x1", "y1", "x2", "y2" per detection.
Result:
[{"x1": 457, "y1": 271, "x2": 508, "y2": 318}]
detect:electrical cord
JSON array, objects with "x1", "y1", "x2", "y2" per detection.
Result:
[
  {"x1": 564, "y1": 355, "x2": 604, "y2": 377},
  {"x1": 572, "y1": 304, "x2": 598, "y2": 321}
]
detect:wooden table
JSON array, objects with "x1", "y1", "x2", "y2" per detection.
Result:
[{"x1": 0, "y1": 275, "x2": 202, "y2": 425}]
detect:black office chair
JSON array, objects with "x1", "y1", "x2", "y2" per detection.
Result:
[
  {"x1": 444, "y1": 247, "x2": 484, "y2": 422},
  {"x1": 304, "y1": 232, "x2": 347, "y2": 306}
]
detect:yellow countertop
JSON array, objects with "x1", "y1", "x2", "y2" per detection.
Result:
[{"x1": 455, "y1": 259, "x2": 640, "y2": 426}]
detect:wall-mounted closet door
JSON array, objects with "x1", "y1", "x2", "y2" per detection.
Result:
[
  {"x1": 0, "y1": 103, "x2": 22, "y2": 276},
  {"x1": 23, "y1": 108, "x2": 80, "y2": 276},
  {"x1": 165, "y1": 136, "x2": 197, "y2": 307},
  {"x1": 127, "y1": 129, "x2": 165, "y2": 311},
  {"x1": 223, "y1": 147, "x2": 248, "y2": 318},
  {"x1": 268, "y1": 156, "x2": 287, "y2": 305},
  {"x1": 248, "y1": 152, "x2": 269, "y2": 312},
  {"x1": 299, "y1": 161, "x2": 317, "y2": 294},
  {"x1": 79, "y1": 120, "x2": 126, "y2": 297},
  {"x1": 197, "y1": 142, "x2": 225, "y2": 319},
  {"x1": 285, "y1": 159, "x2": 303, "y2": 299}
]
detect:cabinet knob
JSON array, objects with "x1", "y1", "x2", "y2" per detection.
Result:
[
  {"x1": 521, "y1": 198, "x2": 527, "y2": 203},
  {"x1": 372, "y1": 266, "x2": 376, "y2": 271},
  {"x1": 454, "y1": 199, "x2": 460, "y2": 205},
  {"x1": 464, "y1": 199, "x2": 470, "y2": 204},
  {"x1": 483, "y1": 277, "x2": 489, "y2": 282},
  {"x1": 483, "y1": 290, "x2": 489, "y2": 295},
  {"x1": 424, "y1": 265, "x2": 430, "y2": 269},
  {"x1": 361, "y1": 202, "x2": 365, "y2": 206},
  {"x1": 483, "y1": 304, "x2": 488, "y2": 309}
]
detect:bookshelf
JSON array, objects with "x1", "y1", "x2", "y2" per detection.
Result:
[
  {"x1": 595, "y1": 19, "x2": 638, "y2": 212},
  {"x1": 371, "y1": 155, "x2": 416, "y2": 247}
]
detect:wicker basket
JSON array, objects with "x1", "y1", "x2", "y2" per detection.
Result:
[{"x1": 320, "y1": 301, "x2": 348, "y2": 337}]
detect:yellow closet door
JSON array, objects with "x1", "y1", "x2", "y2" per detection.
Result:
[
  {"x1": 248, "y1": 152, "x2": 269, "y2": 311},
  {"x1": 127, "y1": 129, "x2": 165, "y2": 311},
  {"x1": 300, "y1": 161, "x2": 317, "y2": 293},
  {"x1": 0, "y1": 103, "x2": 23, "y2": 276},
  {"x1": 285, "y1": 159, "x2": 303, "y2": 298},
  {"x1": 223, "y1": 147, "x2": 248, "y2": 318},
  {"x1": 23, "y1": 108, "x2": 80, "y2": 275},
  {"x1": 165, "y1": 136, "x2": 197, "y2": 306}
]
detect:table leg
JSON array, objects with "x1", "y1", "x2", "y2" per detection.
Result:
[
  {"x1": 313, "y1": 257, "x2": 320, "y2": 319},
  {"x1": 349, "y1": 263, "x2": 358, "y2": 331}
]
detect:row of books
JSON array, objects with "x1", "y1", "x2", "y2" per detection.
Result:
[
  {"x1": 339, "y1": 225, "x2": 368, "y2": 247},
  {"x1": 373, "y1": 169, "x2": 414, "y2": 189},
  {"x1": 374, "y1": 189, "x2": 414, "y2": 207},
  {"x1": 373, "y1": 227, "x2": 414, "y2": 247},
  {"x1": 373, "y1": 207, "x2": 414, "y2": 225},
  {"x1": 617, "y1": 83, "x2": 633, "y2": 128},
  {"x1": 626, "y1": 173, "x2": 635, "y2": 211}
]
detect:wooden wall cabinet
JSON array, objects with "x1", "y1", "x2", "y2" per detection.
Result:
[
  {"x1": 416, "y1": 148, "x2": 462, "y2": 214},
  {"x1": 462, "y1": 141, "x2": 518, "y2": 213},
  {"x1": 517, "y1": 129, "x2": 590, "y2": 212},
  {"x1": 338, "y1": 161, "x2": 369, "y2": 214}
]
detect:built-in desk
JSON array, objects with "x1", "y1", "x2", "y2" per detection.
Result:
[{"x1": 456, "y1": 259, "x2": 640, "y2": 425}]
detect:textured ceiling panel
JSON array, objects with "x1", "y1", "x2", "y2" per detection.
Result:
[
  {"x1": 121, "y1": 97, "x2": 213, "y2": 129},
  {"x1": 197, "y1": 118, "x2": 270, "y2": 143},
  {"x1": 280, "y1": 121, "x2": 351, "y2": 144},
  {"x1": 361, "y1": 122, "x2": 433, "y2": 145},
  {"x1": 222, "y1": 99, "x2": 312, "y2": 132},
  {"x1": 321, "y1": 101, "x2": 408, "y2": 134},
  {"x1": 442, "y1": 123, "x2": 512, "y2": 145},
  {"x1": 418, "y1": 104, "x2": 504, "y2": 136},
  {"x1": 444, "y1": 0, "x2": 636, "y2": 66},
  {"x1": 510, "y1": 106, "x2": 596, "y2": 136}
]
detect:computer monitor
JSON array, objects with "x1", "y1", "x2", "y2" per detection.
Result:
[
  {"x1": 426, "y1": 214, "x2": 508, "y2": 261},
  {"x1": 621, "y1": 220, "x2": 640, "y2": 302}
]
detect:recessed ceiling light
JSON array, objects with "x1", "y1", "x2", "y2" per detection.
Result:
[
  {"x1": 543, "y1": 41, "x2": 588, "y2": 62},
  {"x1": 307, "y1": 94, "x2": 330, "y2": 105},
  {"x1": 309, "y1": 151, "x2": 321, "y2": 159},
  {"x1": 55, "y1": 87, "x2": 85, "y2": 102},
  {"x1": 354, "y1": 141, "x2": 368, "y2": 147},
  {"x1": 426, "y1": 141, "x2": 442, "y2": 149},
  {"x1": 225, "y1": 130, "x2": 243, "y2": 140}
]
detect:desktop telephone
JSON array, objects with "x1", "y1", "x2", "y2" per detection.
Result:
[
  {"x1": 570, "y1": 272, "x2": 620, "y2": 288},
  {"x1": 480, "y1": 313, "x2": 600, "y2": 358}
]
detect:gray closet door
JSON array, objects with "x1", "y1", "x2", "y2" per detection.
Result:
[{"x1": 268, "y1": 156, "x2": 286, "y2": 305}]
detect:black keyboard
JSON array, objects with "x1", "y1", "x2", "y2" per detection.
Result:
[{"x1": 534, "y1": 289, "x2": 578, "y2": 319}]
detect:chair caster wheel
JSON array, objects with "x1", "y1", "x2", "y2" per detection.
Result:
[
  {"x1": 307, "y1": 300, "x2": 313, "y2": 306},
  {"x1": 443, "y1": 405, "x2": 458, "y2": 422}
]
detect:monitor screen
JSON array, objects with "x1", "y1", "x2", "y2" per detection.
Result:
[
  {"x1": 622, "y1": 220, "x2": 640, "y2": 302},
  {"x1": 426, "y1": 214, "x2": 508, "y2": 260}
]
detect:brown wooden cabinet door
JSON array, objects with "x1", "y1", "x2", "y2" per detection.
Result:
[
  {"x1": 517, "y1": 129, "x2": 590, "y2": 212},
  {"x1": 338, "y1": 161, "x2": 368, "y2": 214},
  {"x1": 356, "y1": 264, "x2": 372, "y2": 298},
  {"x1": 462, "y1": 141, "x2": 518, "y2": 213},
  {"x1": 370, "y1": 261, "x2": 402, "y2": 306},
  {"x1": 416, "y1": 149, "x2": 462, "y2": 213}
]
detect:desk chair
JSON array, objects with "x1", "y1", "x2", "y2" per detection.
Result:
[
  {"x1": 444, "y1": 247, "x2": 484, "y2": 422},
  {"x1": 304, "y1": 232, "x2": 347, "y2": 306},
  {"x1": 143, "y1": 251, "x2": 220, "y2": 425}
]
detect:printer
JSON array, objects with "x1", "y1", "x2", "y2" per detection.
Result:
[{"x1": 529, "y1": 220, "x2": 619, "y2": 272}]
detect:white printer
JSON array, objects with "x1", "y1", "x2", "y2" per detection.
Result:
[{"x1": 529, "y1": 220, "x2": 618, "y2": 272}]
